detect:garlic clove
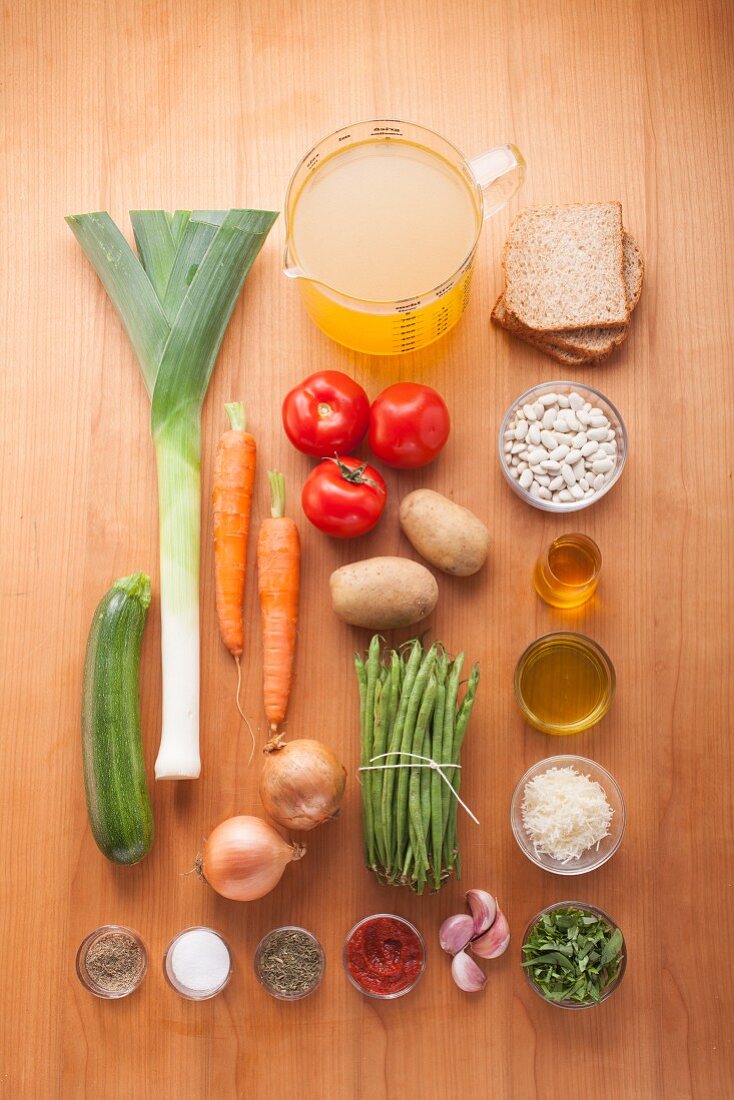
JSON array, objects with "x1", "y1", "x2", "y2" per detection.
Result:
[
  {"x1": 471, "y1": 908, "x2": 510, "y2": 959},
  {"x1": 439, "y1": 913, "x2": 475, "y2": 955},
  {"x1": 466, "y1": 889, "x2": 497, "y2": 936},
  {"x1": 451, "y1": 948, "x2": 487, "y2": 992}
]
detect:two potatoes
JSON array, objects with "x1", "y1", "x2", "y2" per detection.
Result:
[{"x1": 330, "y1": 489, "x2": 490, "y2": 630}]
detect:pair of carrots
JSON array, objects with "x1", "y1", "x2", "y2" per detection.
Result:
[{"x1": 212, "y1": 402, "x2": 300, "y2": 748}]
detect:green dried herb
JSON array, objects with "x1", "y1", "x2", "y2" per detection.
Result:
[
  {"x1": 257, "y1": 929, "x2": 324, "y2": 998},
  {"x1": 521, "y1": 907, "x2": 624, "y2": 1004}
]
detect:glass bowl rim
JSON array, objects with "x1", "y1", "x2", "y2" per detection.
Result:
[
  {"x1": 498, "y1": 380, "x2": 628, "y2": 513},
  {"x1": 510, "y1": 753, "x2": 627, "y2": 875},
  {"x1": 342, "y1": 912, "x2": 426, "y2": 1000}
]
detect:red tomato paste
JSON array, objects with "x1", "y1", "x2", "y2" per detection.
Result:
[{"x1": 346, "y1": 916, "x2": 423, "y2": 995}]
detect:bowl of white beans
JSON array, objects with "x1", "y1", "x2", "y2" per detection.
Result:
[{"x1": 498, "y1": 382, "x2": 628, "y2": 512}]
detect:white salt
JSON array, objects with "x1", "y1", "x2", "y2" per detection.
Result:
[{"x1": 168, "y1": 928, "x2": 231, "y2": 995}]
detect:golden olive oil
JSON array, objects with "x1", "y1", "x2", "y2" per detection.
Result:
[
  {"x1": 533, "y1": 534, "x2": 601, "y2": 609},
  {"x1": 515, "y1": 633, "x2": 615, "y2": 735}
]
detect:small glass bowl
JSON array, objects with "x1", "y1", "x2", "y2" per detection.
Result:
[
  {"x1": 514, "y1": 631, "x2": 616, "y2": 735},
  {"x1": 498, "y1": 381, "x2": 628, "y2": 512},
  {"x1": 510, "y1": 755, "x2": 626, "y2": 875},
  {"x1": 76, "y1": 925, "x2": 147, "y2": 1000},
  {"x1": 254, "y1": 925, "x2": 325, "y2": 1001},
  {"x1": 521, "y1": 901, "x2": 627, "y2": 1009},
  {"x1": 163, "y1": 926, "x2": 233, "y2": 1001},
  {"x1": 343, "y1": 914, "x2": 426, "y2": 1000}
]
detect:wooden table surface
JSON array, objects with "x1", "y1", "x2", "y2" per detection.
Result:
[{"x1": 2, "y1": 0, "x2": 733, "y2": 1096}]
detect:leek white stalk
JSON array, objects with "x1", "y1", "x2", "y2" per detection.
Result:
[{"x1": 67, "y1": 209, "x2": 277, "y2": 778}]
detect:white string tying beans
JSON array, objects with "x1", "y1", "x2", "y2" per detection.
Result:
[{"x1": 358, "y1": 751, "x2": 480, "y2": 825}]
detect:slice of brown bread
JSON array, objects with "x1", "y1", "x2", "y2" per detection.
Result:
[
  {"x1": 499, "y1": 232, "x2": 644, "y2": 357},
  {"x1": 503, "y1": 202, "x2": 627, "y2": 330},
  {"x1": 544, "y1": 232, "x2": 643, "y2": 352},
  {"x1": 492, "y1": 296, "x2": 602, "y2": 365}
]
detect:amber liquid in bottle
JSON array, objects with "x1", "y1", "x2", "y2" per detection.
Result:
[{"x1": 533, "y1": 534, "x2": 601, "y2": 609}]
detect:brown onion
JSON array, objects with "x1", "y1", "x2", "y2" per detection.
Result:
[
  {"x1": 198, "y1": 815, "x2": 304, "y2": 901},
  {"x1": 259, "y1": 736, "x2": 347, "y2": 831}
]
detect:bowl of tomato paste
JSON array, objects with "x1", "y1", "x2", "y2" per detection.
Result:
[{"x1": 343, "y1": 914, "x2": 426, "y2": 999}]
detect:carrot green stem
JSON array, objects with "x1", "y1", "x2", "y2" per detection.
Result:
[
  {"x1": 225, "y1": 401, "x2": 246, "y2": 432},
  {"x1": 268, "y1": 470, "x2": 286, "y2": 519}
]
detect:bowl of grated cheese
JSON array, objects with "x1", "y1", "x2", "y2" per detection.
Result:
[{"x1": 510, "y1": 756, "x2": 626, "y2": 875}]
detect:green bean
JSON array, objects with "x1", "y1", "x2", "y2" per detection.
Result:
[
  {"x1": 441, "y1": 654, "x2": 464, "y2": 846},
  {"x1": 386, "y1": 651, "x2": 400, "y2": 735},
  {"x1": 420, "y1": 659, "x2": 445, "y2": 867},
  {"x1": 408, "y1": 673, "x2": 436, "y2": 877},
  {"x1": 361, "y1": 635, "x2": 381, "y2": 870},
  {"x1": 445, "y1": 663, "x2": 480, "y2": 874},
  {"x1": 370, "y1": 673, "x2": 389, "y2": 868},
  {"x1": 419, "y1": 758, "x2": 431, "y2": 874},
  {"x1": 381, "y1": 641, "x2": 422, "y2": 872},
  {"x1": 375, "y1": 652, "x2": 401, "y2": 876},
  {"x1": 357, "y1": 639, "x2": 479, "y2": 891},
  {"x1": 395, "y1": 644, "x2": 437, "y2": 862},
  {"x1": 354, "y1": 654, "x2": 368, "y2": 864},
  {"x1": 453, "y1": 663, "x2": 479, "y2": 761},
  {"x1": 430, "y1": 654, "x2": 448, "y2": 890},
  {"x1": 404, "y1": 822, "x2": 415, "y2": 880}
]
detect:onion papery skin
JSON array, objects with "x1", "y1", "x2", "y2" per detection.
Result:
[
  {"x1": 199, "y1": 815, "x2": 304, "y2": 901},
  {"x1": 259, "y1": 737, "x2": 347, "y2": 832}
]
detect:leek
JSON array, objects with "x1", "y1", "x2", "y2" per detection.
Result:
[{"x1": 67, "y1": 209, "x2": 277, "y2": 779}]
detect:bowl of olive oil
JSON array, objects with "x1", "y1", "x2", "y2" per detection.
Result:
[{"x1": 514, "y1": 632, "x2": 615, "y2": 735}]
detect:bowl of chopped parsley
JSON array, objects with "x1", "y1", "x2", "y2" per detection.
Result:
[{"x1": 521, "y1": 902, "x2": 626, "y2": 1008}]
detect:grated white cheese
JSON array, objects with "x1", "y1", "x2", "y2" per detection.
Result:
[{"x1": 520, "y1": 766, "x2": 613, "y2": 863}]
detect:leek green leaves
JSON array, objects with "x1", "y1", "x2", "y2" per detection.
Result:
[{"x1": 67, "y1": 208, "x2": 277, "y2": 778}]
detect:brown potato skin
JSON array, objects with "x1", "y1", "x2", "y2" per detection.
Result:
[
  {"x1": 399, "y1": 490, "x2": 490, "y2": 576},
  {"x1": 329, "y1": 556, "x2": 439, "y2": 629}
]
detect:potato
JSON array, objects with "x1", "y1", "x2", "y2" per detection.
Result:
[
  {"x1": 329, "y1": 556, "x2": 439, "y2": 629},
  {"x1": 399, "y1": 489, "x2": 489, "y2": 576}
]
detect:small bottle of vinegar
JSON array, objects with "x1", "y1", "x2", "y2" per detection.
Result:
[{"x1": 533, "y1": 534, "x2": 601, "y2": 609}]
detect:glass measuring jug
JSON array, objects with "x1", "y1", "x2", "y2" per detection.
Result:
[{"x1": 283, "y1": 120, "x2": 525, "y2": 355}]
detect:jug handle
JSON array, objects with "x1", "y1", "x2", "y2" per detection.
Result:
[{"x1": 468, "y1": 144, "x2": 526, "y2": 220}]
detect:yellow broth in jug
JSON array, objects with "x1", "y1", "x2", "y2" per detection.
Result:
[{"x1": 289, "y1": 139, "x2": 480, "y2": 353}]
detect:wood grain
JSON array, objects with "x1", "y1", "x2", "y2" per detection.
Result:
[{"x1": 2, "y1": 0, "x2": 733, "y2": 1096}]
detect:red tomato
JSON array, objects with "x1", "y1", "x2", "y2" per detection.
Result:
[
  {"x1": 301, "y1": 457, "x2": 387, "y2": 538},
  {"x1": 282, "y1": 370, "x2": 370, "y2": 457},
  {"x1": 368, "y1": 383, "x2": 450, "y2": 469}
]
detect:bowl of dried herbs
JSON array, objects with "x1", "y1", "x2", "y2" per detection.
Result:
[{"x1": 254, "y1": 926, "x2": 325, "y2": 1001}]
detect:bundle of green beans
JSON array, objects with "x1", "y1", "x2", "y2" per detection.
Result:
[{"x1": 355, "y1": 636, "x2": 479, "y2": 894}]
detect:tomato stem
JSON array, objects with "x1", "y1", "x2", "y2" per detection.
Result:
[{"x1": 329, "y1": 456, "x2": 383, "y2": 492}]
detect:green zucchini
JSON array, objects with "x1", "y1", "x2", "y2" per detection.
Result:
[{"x1": 82, "y1": 572, "x2": 154, "y2": 864}]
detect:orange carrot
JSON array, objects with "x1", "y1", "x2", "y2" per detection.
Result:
[
  {"x1": 258, "y1": 471, "x2": 300, "y2": 731},
  {"x1": 213, "y1": 402, "x2": 257, "y2": 750}
]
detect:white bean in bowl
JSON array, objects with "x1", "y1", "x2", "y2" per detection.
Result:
[{"x1": 498, "y1": 383, "x2": 627, "y2": 513}]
